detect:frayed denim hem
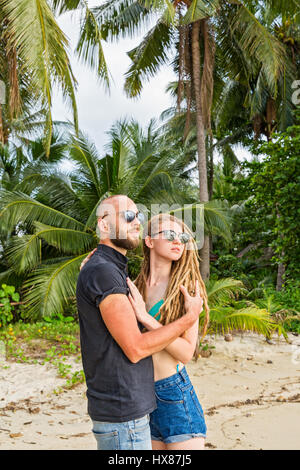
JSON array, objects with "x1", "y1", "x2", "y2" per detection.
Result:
[{"x1": 151, "y1": 433, "x2": 206, "y2": 444}]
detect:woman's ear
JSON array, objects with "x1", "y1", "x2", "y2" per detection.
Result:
[{"x1": 145, "y1": 235, "x2": 153, "y2": 249}]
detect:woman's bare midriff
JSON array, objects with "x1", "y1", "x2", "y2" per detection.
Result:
[{"x1": 152, "y1": 349, "x2": 184, "y2": 382}]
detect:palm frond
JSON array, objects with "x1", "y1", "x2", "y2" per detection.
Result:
[
  {"x1": 203, "y1": 305, "x2": 279, "y2": 336},
  {"x1": 93, "y1": 0, "x2": 151, "y2": 40},
  {"x1": 0, "y1": 189, "x2": 85, "y2": 233},
  {"x1": 230, "y1": 2, "x2": 289, "y2": 98},
  {"x1": 3, "y1": 0, "x2": 78, "y2": 155},
  {"x1": 124, "y1": 19, "x2": 174, "y2": 97},
  {"x1": 76, "y1": 3, "x2": 110, "y2": 90},
  {"x1": 33, "y1": 221, "x2": 95, "y2": 254},
  {"x1": 205, "y1": 277, "x2": 247, "y2": 306},
  {"x1": 5, "y1": 233, "x2": 42, "y2": 275},
  {"x1": 22, "y1": 254, "x2": 87, "y2": 317},
  {"x1": 69, "y1": 132, "x2": 102, "y2": 197},
  {"x1": 182, "y1": 0, "x2": 220, "y2": 24}
]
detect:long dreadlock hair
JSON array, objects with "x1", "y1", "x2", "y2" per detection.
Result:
[{"x1": 135, "y1": 214, "x2": 210, "y2": 356}]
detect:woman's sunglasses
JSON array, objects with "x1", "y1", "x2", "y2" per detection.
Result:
[{"x1": 152, "y1": 229, "x2": 191, "y2": 244}]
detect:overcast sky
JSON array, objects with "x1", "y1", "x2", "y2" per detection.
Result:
[{"x1": 52, "y1": 7, "x2": 176, "y2": 155}]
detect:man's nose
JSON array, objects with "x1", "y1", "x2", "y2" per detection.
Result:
[{"x1": 132, "y1": 218, "x2": 140, "y2": 228}]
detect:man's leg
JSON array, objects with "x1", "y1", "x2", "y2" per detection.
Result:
[
  {"x1": 127, "y1": 415, "x2": 152, "y2": 450},
  {"x1": 92, "y1": 415, "x2": 151, "y2": 450}
]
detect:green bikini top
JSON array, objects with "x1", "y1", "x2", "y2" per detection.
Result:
[
  {"x1": 148, "y1": 298, "x2": 181, "y2": 373},
  {"x1": 148, "y1": 299, "x2": 164, "y2": 321}
]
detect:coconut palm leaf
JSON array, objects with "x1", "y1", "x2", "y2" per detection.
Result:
[
  {"x1": 0, "y1": 189, "x2": 85, "y2": 233},
  {"x1": 168, "y1": 200, "x2": 232, "y2": 245},
  {"x1": 124, "y1": 19, "x2": 175, "y2": 97},
  {"x1": 33, "y1": 222, "x2": 95, "y2": 254},
  {"x1": 22, "y1": 254, "x2": 87, "y2": 317},
  {"x1": 5, "y1": 221, "x2": 95, "y2": 275},
  {"x1": 75, "y1": 3, "x2": 110, "y2": 90},
  {"x1": 5, "y1": 234, "x2": 42, "y2": 275},
  {"x1": 2, "y1": 0, "x2": 78, "y2": 156},
  {"x1": 229, "y1": 2, "x2": 288, "y2": 98},
  {"x1": 51, "y1": 0, "x2": 81, "y2": 15},
  {"x1": 68, "y1": 132, "x2": 102, "y2": 197},
  {"x1": 182, "y1": 0, "x2": 221, "y2": 24},
  {"x1": 205, "y1": 277, "x2": 247, "y2": 306},
  {"x1": 93, "y1": 0, "x2": 151, "y2": 40},
  {"x1": 203, "y1": 305, "x2": 279, "y2": 337}
]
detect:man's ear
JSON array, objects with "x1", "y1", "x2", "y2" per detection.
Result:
[{"x1": 98, "y1": 217, "x2": 109, "y2": 235}]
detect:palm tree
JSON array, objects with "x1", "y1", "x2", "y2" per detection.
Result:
[
  {"x1": 201, "y1": 277, "x2": 288, "y2": 339},
  {"x1": 79, "y1": 0, "x2": 296, "y2": 281},
  {"x1": 0, "y1": 0, "x2": 80, "y2": 154},
  {"x1": 0, "y1": 116, "x2": 235, "y2": 317},
  {"x1": 0, "y1": 118, "x2": 200, "y2": 317}
]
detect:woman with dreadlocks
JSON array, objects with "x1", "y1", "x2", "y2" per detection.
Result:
[{"x1": 126, "y1": 213, "x2": 209, "y2": 450}]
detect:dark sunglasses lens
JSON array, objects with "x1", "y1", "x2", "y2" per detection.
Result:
[
  {"x1": 124, "y1": 211, "x2": 136, "y2": 222},
  {"x1": 180, "y1": 233, "x2": 190, "y2": 244},
  {"x1": 124, "y1": 211, "x2": 145, "y2": 223},
  {"x1": 165, "y1": 230, "x2": 176, "y2": 241}
]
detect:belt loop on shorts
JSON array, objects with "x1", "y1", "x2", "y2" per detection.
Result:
[{"x1": 178, "y1": 365, "x2": 187, "y2": 383}]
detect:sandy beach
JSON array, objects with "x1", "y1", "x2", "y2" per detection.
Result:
[{"x1": 0, "y1": 332, "x2": 299, "y2": 450}]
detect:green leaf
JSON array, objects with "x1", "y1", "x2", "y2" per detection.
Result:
[
  {"x1": 22, "y1": 254, "x2": 88, "y2": 317},
  {"x1": 3, "y1": 0, "x2": 79, "y2": 155},
  {"x1": 124, "y1": 20, "x2": 174, "y2": 97},
  {"x1": 182, "y1": 0, "x2": 220, "y2": 24}
]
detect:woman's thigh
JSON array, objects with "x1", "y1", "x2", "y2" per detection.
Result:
[
  {"x1": 166, "y1": 437, "x2": 205, "y2": 450},
  {"x1": 152, "y1": 439, "x2": 167, "y2": 450}
]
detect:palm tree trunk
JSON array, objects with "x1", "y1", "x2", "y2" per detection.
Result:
[
  {"x1": 208, "y1": 133, "x2": 214, "y2": 199},
  {"x1": 275, "y1": 203, "x2": 285, "y2": 291},
  {"x1": 276, "y1": 259, "x2": 285, "y2": 291},
  {"x1": 191, "y1": 20, "x2": 210, "y2": 280},
  {"x1": 0, "y1": 104, "x2": 5, "y2": 145}
]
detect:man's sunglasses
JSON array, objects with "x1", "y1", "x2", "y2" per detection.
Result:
[
  {"x1": 152, "y1": 229, "x2": 191, "y2": 245},
  {"x1": 101, "y1": 210, "x2": 145, "y2": 224}
]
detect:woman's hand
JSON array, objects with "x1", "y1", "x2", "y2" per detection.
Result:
[
  {"x1": 80, "y1": 248, "x2": 97, "y2": 270},
  {"x1": 126, "y1": 277, "x2": 148, "y2": 323},
  {"x1": 179, "y1": 280, "x2": 203, "y2": 320}
]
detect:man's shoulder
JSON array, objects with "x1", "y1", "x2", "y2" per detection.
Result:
[{"x1": 78, "y1": 255, "x2": 124, "y2": 284}]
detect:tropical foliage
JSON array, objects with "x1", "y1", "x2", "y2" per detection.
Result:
[{"x1": 0, "y1": 0, "x2": 299, "y2": 338}]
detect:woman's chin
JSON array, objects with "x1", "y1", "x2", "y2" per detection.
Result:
[{"x1": 168, "y1": 251, "x2": 183, "y2": 261}]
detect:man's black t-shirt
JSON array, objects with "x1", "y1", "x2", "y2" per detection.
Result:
[{"x1": 76, "y1": 243, "x2": 156, "y2": 422}]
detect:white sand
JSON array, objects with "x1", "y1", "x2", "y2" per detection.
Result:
[{"x1": 0, "y1": 332, "x2": 299, "y2": 450}]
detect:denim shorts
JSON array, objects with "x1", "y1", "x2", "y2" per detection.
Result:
[
  {"x1": 92, "y1": 414, "x2": 152, "y2": 450},
  {"x1": 150, "y1": 367, "x2": 207, "y2": 444}
]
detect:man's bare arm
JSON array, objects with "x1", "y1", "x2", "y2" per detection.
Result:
[{"x1": 99, "y1": 294, "x2": 199, "y2": 363}]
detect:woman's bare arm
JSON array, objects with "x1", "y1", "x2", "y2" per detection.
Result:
[{"x1": 138, "y1": 313, "x2": 199, "y2": 363}]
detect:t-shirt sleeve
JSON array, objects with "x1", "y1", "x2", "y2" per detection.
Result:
[{"x1": 85, "y1": 264, "x2": 129, "y2": 308}]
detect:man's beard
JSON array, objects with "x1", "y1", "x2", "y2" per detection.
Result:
[
  {"x1": 111, "y1": 237, "x2": 139, "y2": 250},
  {"x1": 109, "y1": 226, "x2": 140, "y2": 251}
]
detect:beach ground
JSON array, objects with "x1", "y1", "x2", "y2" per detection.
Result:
[{"x1": 1, "y1": 332, "x2": 299, "y2": 450}]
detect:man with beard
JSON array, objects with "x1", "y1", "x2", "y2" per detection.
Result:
[{"x1": 76, "y1": 195, "x2": 200, "y2": 450}]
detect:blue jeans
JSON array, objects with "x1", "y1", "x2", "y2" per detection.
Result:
[{"x1": 92, "y1": 414, "x2": 152, "y2": 450}]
